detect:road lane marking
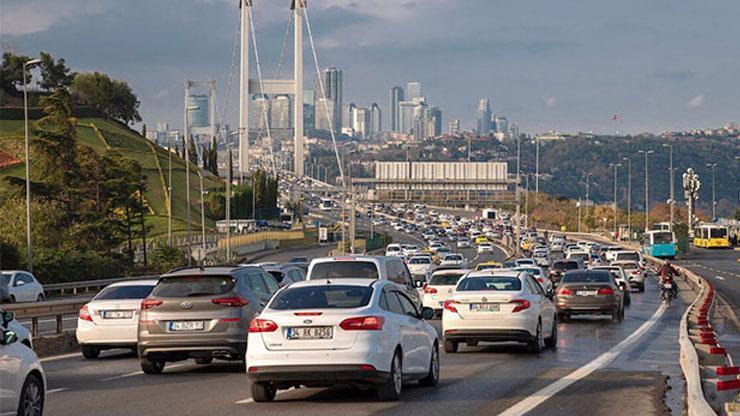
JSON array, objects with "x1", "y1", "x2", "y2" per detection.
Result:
[
  {"x1": 715, "y1": 275, "x2": 725, "y2": 281},
  {"x1": 40, "y1": 353, "x2": 81, "y2": 363},
  {"x1": 499, "y1": 303, "x2": 668, "y2": 416},
  {"x1": 47, "y1": 388, "x2": 68, "y2": 394},
  {"x1": 101, "y1": 363, "x2": 189, "y2": 381}
]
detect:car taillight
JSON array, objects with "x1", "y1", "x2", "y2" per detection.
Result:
[
  {"x1": 536, "y1": 278, "x2": 544, "y2": 283},
  {"x1": 509, "y1": 299, "x2": 530, "y2": 313},
  {"x1": 597, "y1": 287, "x2": 614, "y2": 295},
  {"x1": 248, "y1": 318, "x2": 278, "y2": 333},
  {"x1": 212, "y1": 296, "x2": 248, "y2": 307},
  {"x1": 79, "y1": 305, "x2": 93, "y2": 321},
  {"x1": 423, "y1": 285, "x2": 438, "y2": 294},
  {"x1": 443, "y1": 299, "x2": 458, "y2": 313},
  {"x1": 339, "y1": 316, "x2": 385, "y2": 331},
  {"x1": 141, "y1": 299, "x2": 163, "y2": 310},
  {"x1": 557, "y1": 288, "x2": 573, "y2": 295}
]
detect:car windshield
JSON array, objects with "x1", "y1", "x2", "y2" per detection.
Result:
[
  {"x1": 430, "y1": 273, "x2": 466, "y2": 285},
  {"x1": 310, "y1": 261, "x2": 379, "y2": 280},
  {"x1": 269, "y1": 285, "x2": 373, "y2": 310},
  {"x1": 569, "y1": 253, "x2": 589, "y2": 260},
  {"x1": 386, "y1": 246, "x2": 400, "y2": 252},
  {"x1": 458, "y1": 277, "x2": 522, "y2": 291},
  {"x1": 616, "y1": 252, "x2": 640, "y2": 262},
  {"x1": 267, "y1": 271, "x2": 285, "y2": 283},
  {"x1": 95, "y1": 284, "x2": 155, "y2": 300},
  {"x1": 652, "y1": 232, "x2": 673, "y2": 244},
  {"x1": 0, "y1": 273, "x2": 10, "y2": 286},
  {"x1": 553, "y1": 261, "x2": 579, "y2": 271},
  {"x1": 562, "y1": 272, "x2": 611, "y2": 283},
  {"x1": 151, "y1": 275, "x2": 235, "y2": 297},
  {"x1": 409, "y1": 257, "x2": 431, "y2": 264},
  {"x1": 445, "y1": 255, "x2": 463, "y2": 261}
]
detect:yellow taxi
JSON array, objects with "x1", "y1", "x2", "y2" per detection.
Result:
[
  {"x1": 475, "y1": 236, "x2": 489, "y2": 245},
  {"x1": 474, "y1": 261, "x2": 503, "y2": 272}
]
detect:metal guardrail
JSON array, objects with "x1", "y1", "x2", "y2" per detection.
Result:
[
  {"x1": 3, "y1": 298, "x2": 91, "y2": 337},
  {"x1": 44, "y1": 275, "x2": 159, "y2": 297}
]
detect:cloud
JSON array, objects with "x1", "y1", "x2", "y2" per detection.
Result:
[
  {"x1": 318, "y1": 0, "x2": 447, "y2": 19},
  {"x1": 686, "y1": 95, "x2": 705, "y2": 108},
  {"x1": 0, "y1": 0, "x2": 106, "y2": 36},
  {"x1": 544, "y1": 97, "x2": 557, "y2": 108}
]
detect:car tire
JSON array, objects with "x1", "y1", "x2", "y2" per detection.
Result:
[
  {"x1": 625, "y1": 294, "x2": 631, "y2": 306},
  {"x1": 36, "y1": 294, "x2": 44, "y2": 302},
  {"x1": 612, "y1": 307, "x2": 622, "y2": 323},
  {"x1": 195, "y1": 357, "x2": 213, "y2": 365},
  {"x1": 377, "y1": 350, "x2": 402, "y2": 401},
  {"x1": 545, "y1": 316, "x2": 558, "y2": 349},
  {"x1": 18, "y1": 373, "x2": 44, "y2": 416},
  {"x1": 80, "y1": 345, "x2": 100, "y2": 359},
  {"x1": 443, "y1": 339, "x2": 458, "y2": 353},
  {"x1": 557, "y1": 312, "x2": 568, "y2": 322},
  {"x1": 140, "y1": 357, "x2": 165, "y2": 374},
  {"x1": 251, "y1": 382, "x2": 277, "y2": 402},
  {"x1": 639, "y1": 284, "x2": 645, "y2": 293},
  {"x1": 418, "y1": 343, "x2": 440, "y2": 387},
  {"x1": 527, "y1": 322, "x2": 544, "y2": 354},
  {"x1": 9, "y1": 295, "x2": 15, "y2": 303}
]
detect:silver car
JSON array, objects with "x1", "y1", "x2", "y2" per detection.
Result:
[{"x1": 0, "y1": 271, "x2": 45, "y2": 303}]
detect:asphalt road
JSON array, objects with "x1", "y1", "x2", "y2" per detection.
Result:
[{"x1": 40, "y1": 239, "x2": 685, "y2": 416}]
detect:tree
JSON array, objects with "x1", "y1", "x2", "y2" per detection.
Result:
[
  {"x1": 0, "y1": 52, "x2": 34, "y2": 95},
  {"x1": 69, "y1": 72, "x2": 141, "y2": 125},
  {"x1": 38, "y1": 51, "x2": 73, "y2": 91}
]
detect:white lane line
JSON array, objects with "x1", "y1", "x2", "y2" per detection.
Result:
[
  {"x1": 40, "y1": 353, "x2": 81, "y2": 363},
  {"x1": 499, "y1": 303, "x2": 668, "y2": 416},
  {"x1": 47, "y1": 388, "x2": 69, "y2": 394},
  {"x1": 715, "y1": 275, "x2": 725, "y2": 281},
  {"x1": 100, "y1": 363, "x2": 189, "y2": 382}
]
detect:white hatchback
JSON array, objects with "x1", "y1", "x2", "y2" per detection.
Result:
[
  {"x1": 422, "y1": 269, "x2": 470, "y2": 315},
  {"x1": 76, "y1": 280, "x2": 157, "y2": 358},
  {"x1": 442, "y1": 271, "x2": 557, "y2": 353},
  {"x1": 0, "y1": 321, "x2": 46, "y2": 416},
  {"x1": 476, "y1": 242, "x2": 494, "y2": 254},
  {"x1": 246, "y1": 279, "x2": 439, "y2": 402}
]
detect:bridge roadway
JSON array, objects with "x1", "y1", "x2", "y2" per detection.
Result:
[{"x1": 39, "y1": 229, "x2": 686, "y2": 416}]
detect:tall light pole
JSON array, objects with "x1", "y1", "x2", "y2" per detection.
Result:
[
  {"x1": 524, "y1": 174, "x2": 529, "y2": 230},
  {"x1": 196, "y1": 170, "x2": 207, "y2": 262},
  {"x1": 638, "y1": 150, "x2": 654, "y2": 232},
  {"x1": 23, "y1": 58, "x2": 41, "y2": 273},
  {"x1": 535, "y1": 137, "x2": 540, "y2": 199},
  {"x1": 515, "y1": 134, "x2": 521, "y2": 256},
  {"x1": 584, "y1": 172, "x2": 592, "y2": 232},
  {"x1": 622, "y1": 157, "x2": 632, "y2": 240},
  {"x1": 610, "y1": 163, "x2": 621, "y2": 237},
  {"x1": 706, "y1": 163, "x2": 717, "y2": 220},
  {"x1": 167, "y1": 132, "x2": 175, "y2": 245},
  {"x1": 184, "y1": 96, "x2": 200, "y2": 266},
  {"x1": 663, "y1": 144, "x2": 675, "y2": 233}
]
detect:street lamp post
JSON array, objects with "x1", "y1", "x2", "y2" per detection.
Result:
[
  {"x1": 184, "y1": 98, "x2": 200, "y2": 266},
  {"x1": 167, "y1": 132, "x2": 174, "y2": 245},
  {"x1": 535, "y1": 137, "x2": 540, "y2": 200},
  {"x1": 197, "y1": 171, "x2": 206, "y2": 262},
  {"x1": 663, "y1": 144, "x2": 675, "y2": 233},
  {"x1": 584, "y1": 173, "x2": 592, "y2": 232},
  {"x1": 23, "y1": 58, "x2": 42, "y2": 273},
  {"x1": 706, "y1": 163, "x2": 717, "y2": 220},
  {"x1": 638, "y1": 150, "x2": 654, "y2": 233},
  {"x1": 515, "y1": 134, "x2": 521, "y2": 256},
  {"x1": 610, "y1": 163, "x2": 621, "y2": 237},
  {"x1": 622, "y1": 157, "x2": 631, "y2": 240}
]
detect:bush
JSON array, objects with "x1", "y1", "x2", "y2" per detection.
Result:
[{"x1": 33, "y1": 248, "x2": 126, "y2": 284}]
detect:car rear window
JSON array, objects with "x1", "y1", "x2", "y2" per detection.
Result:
[
  {"x1": 561, "y1": 272, "x2": 611, "y2": 283},
  {"x1": 457, "y1": 277, "x2": 522, "y2": 291},
  {"x1": 617, "y1": 263, "x2": 639, "y2": 271},
  {"x1": 553, "y1": 261, "x2": 579, "y2": 271},
  {"x1": 151, "y1": 275, "x2": 235, "y2": 297},
  {"x1": 430, "y1": 273, "x2": 465, "y2": 286},
  {"x1": 616, "y1": 252, "x2": 640, "y2": 262},
  {"x1": 267, "y1": 270, "x2": 285, "y2": 283},
  {"x1": 0, "y1": 273, "x2": 10, "y2": 286},
  {"x1": 95, "y1": 285, "x2": 155, "y2": 300},
  {"x1": 310, "y1": 261, "x2": 379, "y2": 280},
  {"x1": 409, "y1": 257, "x2": 431, "y2": 264},
  {"x1": 270, "y1": 285, "x2": 373, "y2": 310}
]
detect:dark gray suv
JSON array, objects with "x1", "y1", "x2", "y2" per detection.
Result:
[{"x1": 137, "y1": 266, "x2": 279, "y2": 374}]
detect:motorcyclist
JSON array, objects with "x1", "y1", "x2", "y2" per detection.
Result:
[{"x1": 658, "y1": 259, "x2": 679, "y2": 299}]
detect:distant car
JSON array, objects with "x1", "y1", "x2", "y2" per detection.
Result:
[
  {"x1": 512, "y1": 266, "x2": 553, "y2": 293},
  {"x1": 0, "y1": 271, "x2": 45, "y2": 303},
  {"x1": 457, "y1": 238, "x2": 472, "y2": 249},
  {"x1": 555, "y1": 270, "x2": 624, "y2": 322},
  {"x1": 261, "y1": 265, "x2": 307, "y2": 287},
  {"x1": 407, "y1": 256, "x2": 436, "y2": 282},
  {"x1": 514, "y1": 258, "x2": 537, "y2": 268},
  {"x1": 532, "y1": 251, "x2": 550, "y2": 267},
  {"x1": 286, "y1": 257, "x2": 310, "y2": 273},
  {"x1": 476, "y1": 242, "x2": 494, "y2": 254},
  {"x1": 442, "y1": 270, "x2": 557, "y2": 353},
  {"x1": 440, "y1": 253, "x2": 468, "y2": 269},
  {"x1": 385, "y1": 244, "x2": 404, "y2": 257},
  {"x1": 422, "y1": 269, "x2": 470, "y2": 316},
  {"x1": 590, "y1": 265, "x2": 632, "y2": 305},
  {"x1": 402, "y1": 244, "x2": 420, "y2": 257},
  {"x1": 137, "y1": 266, "x2": 280, "y2": 374},
  {"x1": 246, "y1": 279, "x2": 439, "y2": 402},
  {"x1": 474, "y1": 236, "x2": 489, "y2": 245},
  {"x1": 611, "y1": 251, "x2": 644, "y2": 265},
  {"x1": 475, "y1": 261, "x2": 502, "y2": 272},
  {"x1": 549, "y1": 260, "x2": 583, "y2": 285},
  {"x1": 611, "y1": 260, "x2": 645, "y2": 292},
  {"x1": 0, "y1": 315, "x2": 46, "y2": 416},
  {"x1": 76, "y1": 280, "x2": 157, "y2": 358}
]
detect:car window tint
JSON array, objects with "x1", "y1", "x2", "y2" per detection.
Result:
[
  {"x1": 458, "y1": 277, "x2": 522, "y2": 291},
  {"x1": 261, "y1": 273, "x2": 280, "y2": 294},
  {"x1": 384, "y1": 288, "x2": 405, "y2": 315},
  {"x1": 95, "y1": 285, "x2": 154, "y2": 300},
  {"x1": 152, "y1": 275, "x2": 234, "y2": 297},
  {"x1": 310, "y1": 261, "x2": 379, "y2": 280},
  {"x1": 269, "y1": 285, "x2": 373, "y2": 310},
  {"x1": 379, "y1": 291, "x2": 390, "y2": 311},
  {"x1": 395, "y1": 292, "x2": 418, "y2": 317},
  {"x1": 247, "y1": 272, "x2": 269, "y2": 295},
  {"x1": 387, "y1": 261, "x2": 405, "y2": 285},
  {"x1": 528, "y1": 276, "x2": 546, "y2": 296},
  {"x1": 430, "y1": 273, "x2": 465, "y2": 286},
  {"x1": 268, "y1": 271, "x2": 284, "y2": 283},
  {"x1": 561, "y1": 272, "x2": 611, "y2": 283}
]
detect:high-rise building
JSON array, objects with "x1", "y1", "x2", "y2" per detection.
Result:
[
  {"x1": 303, "y1": 89, "x2": 315, "y2": 131},
  {"x1": 251, "y1": 95, "x2": 270, "y2": 131},
  {"x1": 370, "y1": 103, "x2": 381, "y2": 135},
  {"x1": 494, "y1": 116, "x2": 509, "y2": 136},
  {"x1": 406, "y1": 81, "x2": 422, "y2": 100},
  {"x1": 389, "y1": 86, "x2": 404, "y2": 132},
  {"x1": 271, "y1": 94, "x2": 292, "y2": 129},
  {"x1": 342, "y1": 103, "x2": 356, "y2": 130},
  {"x1": 318, "y1": 66, "x2": 342, "y2": 133},
  {"x1": 353, "y1": 107, "x2": 370, "y2": 139},
  {"x1": 476, "y1": 98, "x2": 492, "y2": 136},
  {"x1": 449, "y1": 119, "x2": 461, "y2": 135},
  {"x1": 188, "y1": 94, "x2": 209, "y2": 128},
  {"x1": 398, "y1": 101, "x2": 417, "y2": 135},
  {"x1": 314, "y1": 97, "x2": 335, "y2": 132}
]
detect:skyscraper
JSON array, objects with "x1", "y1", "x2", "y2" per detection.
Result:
[
  {"x1": 303, "y1": 89, "x2": 315, "y2": 131},
  {"x1": 370, "y1": 103, "x2": 382, "y2": 135},
  {"x1": 476, "y1": 98, "x2": 492, "y2": 136},
  {"x1": 353, "y1": 107, "x2": 370, "y2": 139},
  {"x1": 318, "y1": 66, "x2": 342, "y2": 133},
  {"x1": 271, "y1": 95, "x2": 292, "y2": 129},
  {"x1": 449, "y1": 119, "x2": 461, "y2": 135},
  {"x1": 342, "y1": 102, "x2": 356, "y2": 130},
  {"x1": 187, "y1": 94, "x2": 209, "y2": 128},
  {"x1": 389, "y1": 86, "x2": 404, "y2": 132},
  {"x1": 314, "y1": 97, "x2": 335, "y2": 132},
  {"x1": 251, "y1": 95, "x2": 270, "y2": 131},
  {"x1": 398, "y1": 101, "x2": 417, "y2": 135},
  {"x1": 406, "y1": 81, "x2": 422, "y2": 100}
]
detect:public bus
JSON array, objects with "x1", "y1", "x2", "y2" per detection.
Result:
[
  {"x1": 651, "y1": 222, "x2": 671, "y2": 232},
  {"x1": 641, "y1": 230, "x2": 677, "y2": 259},
  {"x1": 693, "y1": 224, "x2": 730, "y2": 248}
]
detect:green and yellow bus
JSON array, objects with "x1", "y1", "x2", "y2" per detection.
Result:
[{"x1": 693, "y1": 224, "x2": 730, "y2": 248}]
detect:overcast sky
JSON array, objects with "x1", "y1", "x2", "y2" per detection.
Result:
[{"x1": 3, "y1": 0, "x2": 739, "y2": 134}]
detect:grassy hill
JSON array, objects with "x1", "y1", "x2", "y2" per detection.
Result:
[{"x1": 0, "y1": 117, "x2": 223, "y2": 238}]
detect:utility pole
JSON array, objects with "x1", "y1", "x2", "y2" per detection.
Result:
[
  {"x1": 623, "y1": 157, "x2": 631, "y2": 240},
  {"x1": 577, "y1": 198, "x2": 582, "y2": 233},
  {"x1": 524, "y1": 174, "x2": 529, "y2": 230},
  {"x1": 663, "y1": 144, "x2": 675, "y2": 234},
  {"x1": 639, "y1": 150, "x2": 654, "y2": 232},
  {"x1": 23, "y1": 58, "x2": 41, "y2": 273},
  {"x1": 611, "y1": 163, "x2": 621, "y2": 237},
  {"x1": 584, "y1": 173, "x2": 592, "y2": 232},
  {"x1": 167, "y1": 132, "x2": 173, "y2": 245},
  {"x1": 514, "y1": 134, "x2": 521, "y2": 256},
  {"x1": 184, "y1": 82, "x2": 199, "y2": 266},
  {"x1": 706, "y1": 163, "x2": 717, "y2": 220},
  {"x1": 535, "y1": 137, "x2": 540, "y2": 200}
]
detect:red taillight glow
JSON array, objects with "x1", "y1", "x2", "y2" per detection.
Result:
[
  {"x1": 248, "y1": 319, "x2": 278, "y2": 333},
  {"x1": 597, "y1": 287, "x2": 614, "y2": 295},
  {"x1": 212, "y1": 296, "x2": 248, "y2": 307},
  {"x1": 423, "y1": 285, "x2": 438, "y2": 294},
  {"x1": 79, "y1": 305, "x2": 93, "y2": 322},
  {"x1": 294, "y1": 312, "x2": 323, "y2": 316},
  {"x1": 220, "y1": 318, "x2": 241, "y2": 323},
  {"x1": 536, "y1": 278, "x2": 544, "y2": 283},
  {"x1": 339, "y1": 316, "x2": 385, "y2": 331},
  {"x1": 443, "y1": 299, "x2": 458, "y2": 313},
  {"x1": 141, "y1": 299, "x2": 163, "y2": 310},
  {"x1": 509, "y1": 299, "x2": 530, "y2": 313},
  {"x1": 557, "y1": 288, "x2": 573, "y2": 295},
  {"x1": 358, "y1": 364, "x2": 376, "y2": 372}
]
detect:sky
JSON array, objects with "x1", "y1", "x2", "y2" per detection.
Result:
[{"x1": 2, "y1": 0, "x2": 739, "y2": 134}]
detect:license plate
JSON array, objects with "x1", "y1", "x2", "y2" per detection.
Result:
[
  {"x1": 287, "y1": 326, "x2": 333, "y2": 340},
  {"x1": 169, "y1": 321, "x2": 205, "y2": 332},
  {"x1": 101, "y1": 310, "x2": 133, "y2": 319},
  {"x1": 663, "y1": 283, "x2": 673, "y2": 289},
  {"x1": 470, "y1": 303, "x2": 499, "y2": 312},
  {"x1": 576, "y1": 290, "x2": 597, "y2": 296}
]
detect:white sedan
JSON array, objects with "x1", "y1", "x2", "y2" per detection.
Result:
[
  {"x1": 440, "y1": 253, "x2": 468, "y2": 269},
  {"x1": 246, "y1": 279, "x2": 440, "y2": 402},
  {"x1": 422, "y1": 269, "x2": 470, "y2": 316},
  {"x1": 442, "y1": 270, "x2": 557, "y2": 353},
  {"x1": 76, "y1": 280, "x2": 157, "y2": 358},
  {"x1": 476, "y1": 242, "x2": 494, "y2": 254},
  {"x1": 0, "y1": 322, "x2": 46, "y2": 416}
]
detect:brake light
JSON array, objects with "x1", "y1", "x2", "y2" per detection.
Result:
[
  {"x1": 339, "y1": 316, "x2": 385, "y2": 331},
  {"x1": 358, "y1": 364, "x2": 376, "y2": 372},
  {"x1": 79, "y1": 305, "x2": 93, "y2": 322},
  {"x1": 509, "y1": 299, "x2": 530, "y2": 313},
  {"x1": 212, "y1": 296, "x2": 248, "y2": 307},
  {"x1": 443, "y1": 299, "x2": 458, "y2": 313},
  {"x1": 248, "y1": 319, "x2": 278, "y2": 333},
  {"x1": 294, "y1": 312, "x2": 323, "y2": 316},
  {"x1": 141, "y1": 299, "x2": 163, "y2": 310},
  {"x1": 557, "y1": 288, "x2": 573, "y2": 295},
  {"x1": 423, "y1": 285, "x2": 438, "y2": 294},
  {"x1": 597, "y1": 287, "x2": 614, "y2": 295}
]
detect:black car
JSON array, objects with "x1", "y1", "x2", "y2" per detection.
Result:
[{"x1": 549, "y1": 260, "x2": 583, "y2": 285}]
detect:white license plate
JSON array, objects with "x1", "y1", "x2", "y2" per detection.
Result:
[
  {"x1": 287, "y1": 326, "x2": 333, "y2": 340},
  {"x1": 169, "y1": 321, "x2": 205, "y2": 332},
  {"x1": 470, "y1": 303, "x2": 500, "y2": 312},
  {"x1": 102, "y1": 310, "x2": 133, "y2": 319},
  {"x1": 576, "y1": 290, "x2": 597, "y2": 296}
]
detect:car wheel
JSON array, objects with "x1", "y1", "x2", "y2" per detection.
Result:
[
  {"x1": 80, "y1": 345, "x2": 100, "y2": 359},
  {"x1": 443, "y1": 339, "x2": 458, "y2": 353},
  {"x1": 9, "y1": 295, "x2": 15, "y2": 303},
  {"x1": 36, "y1": 294, "x2": 44, "y2": 302},
  {"x1": 377, "y1": 350, "x2": 402, "y2": 401},
  {"x1": 251, "y1": 382, "x2": 277, "y2": 402},
  {"x1": 140, "y1": 357, "x2": 165, "y2": 374},
  {"x1": 639, "y1": 284, "x2": 645, "y2": 293},
  {"x1": 611, "y1": 307, "x2": 622, "y2": 323},
  {"x1": 18, "y1": 374, "x2": 44, "y2": 416},
  {"x1": 527, "y1": 322, "x2": 544, "y2": 354},
  {"x1": 625, "y1": 294, "x2": 631, "y2": 306},
  {"x1": 545, "y1": 316, "x2": 558, "y2": 349},
  {"x1": 195, "y1": 357, "x2": 213, "y2": 365},
  {"x1": 419, "y1": 343, "x2": 440, "y2": 387}
]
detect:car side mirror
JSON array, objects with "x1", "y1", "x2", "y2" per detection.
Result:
[
  {"x1": 414, "y1": 280, "x2": 424, "y2": 288},
  {"x1": 2, "y1": 311, "x2": 14, "y2": 326},
  {"x1": 421, "y1": 307, "x2": 434, "y2": 320},
  {"x1": 546, "y1": 289, "x2": 555, "y2": 300},
  {"x1": 1, "y1": 330, "x2": 18, "y2": 346},
  {"x1": 14, "y1": 280, "x2": 25, "y2": 287}
]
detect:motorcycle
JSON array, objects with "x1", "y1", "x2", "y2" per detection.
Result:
[{"x1": 660, "y1": 280, "x2": 675, "y2": 304}]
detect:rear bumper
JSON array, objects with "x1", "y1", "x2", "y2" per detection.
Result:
[
  {"x1": 247, "y1": 364, "x2": 390, "y2": 385},
  {"x1": 138, "y1": 338, "x2": 246, "y2": 359},
  {"x1": 443, "y1": 329, "x2": 534, "y2": 343},
  {"x1": 556, "y1": 302, "x2": 616, "y2": 314}
]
